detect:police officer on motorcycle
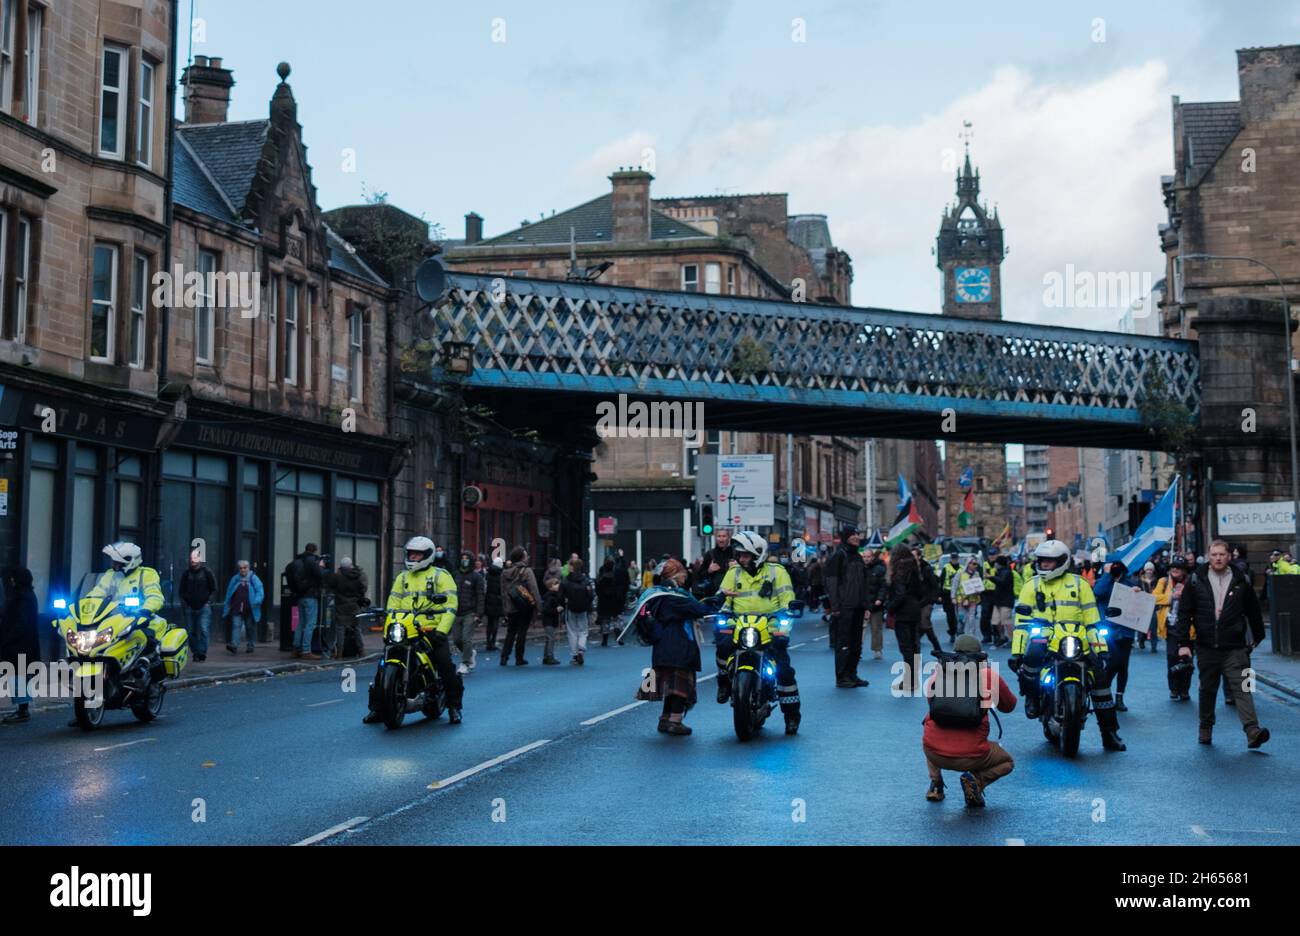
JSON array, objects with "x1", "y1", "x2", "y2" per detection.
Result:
[
  {"x1": 362, "y1": 536, "x2": 463, "y2": 725},
  {"x1": 1008, "y1": 539, "x2": 1126, "y2": 752},
  {"x1": 714, "y1": 531, "x2": 802, "y2": 735},
  {"x1": 95, "y1": 542, "x2": 165, "y2": 647}
]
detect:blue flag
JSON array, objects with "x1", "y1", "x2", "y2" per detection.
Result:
[
  {"x1": 958, "y1": 467, "x2": 974, "y2": 489},
  {"x1": 1110, "y1": 478, "x2": 1178, "y2": 571},
  {"x1": 897, "y1": 474, "x2": 912, "y2": 513}
]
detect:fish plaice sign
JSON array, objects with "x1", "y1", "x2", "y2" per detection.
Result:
[{"x1": 718, "y1": 455, "x2": 774, "y2": 527}]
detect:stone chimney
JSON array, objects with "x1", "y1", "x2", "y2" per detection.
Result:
[
  {"x1": 181, "y1": 54, "x2": 235, "y2": 125},
  {"x1": 465, "y1": 212, "x2": 483, "y2": 245},
  {"x1": 610, "y1": 168, "x2": 653, "y2": 243},
  {"x1": 1237, "y1": 45, "x2": 1300, "y2": 125}
]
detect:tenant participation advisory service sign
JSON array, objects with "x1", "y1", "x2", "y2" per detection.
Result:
[
  {"x1": 1216, "y1": 501, "x2": 1297, "y2": 536},
  {"x1": 718, "y1": 455, "x2": 774, "y2": 527}
]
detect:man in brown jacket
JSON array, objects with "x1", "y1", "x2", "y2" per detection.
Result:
[{"x1": 500, "y1": 547, "x2": 541, "y2": 666}]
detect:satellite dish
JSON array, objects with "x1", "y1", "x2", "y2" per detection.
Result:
[{"x1": 415, "y1": 256, "x2": 448, "y2": 303}]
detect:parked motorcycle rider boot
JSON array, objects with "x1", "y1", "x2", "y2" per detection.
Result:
[
  {"x1": 1010, "y1": 539, "x2": 1125, "y2": 751},
  {"x1": 363, "y1": 537, "x2": 463, "y2": 724},
  {"x1": 716, "y1": 531, "x2": 801, "y2": 735}
]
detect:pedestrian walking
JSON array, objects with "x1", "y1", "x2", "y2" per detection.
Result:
[
  {"x1": 953, "y1": 557, "x2": 983, "y2": 638},
  {"x1": 922, "y1": 634, "x2": 1017, "y2": 807},
  {"x1": 1136, "y1": 562, "x2": 1159, "y2": 652},
  {"x1": 912, "y1": 547, "x2": 944, "y2": 654},
  {"x1": 939, "y1": 550, "x2": 961, "y2": 642},
  {"x1": 886, "y1": 545, "x2": 924, "y2": 692},
  {"x1": 500, "y1": 548, "x2": 541, "y2": 666},
  {"x1": 178, "y1": 550, "x2": 217, "y2": 662},
  {"x1": 286, "y1": 543, "x2": 325, "y2": 660},
  {"x1": 222, "y1": 560, "x2": 265, "y2": 655},
  {"x1": 595, "y1": 558, "x2": 624, "y2": 639},
  {"x1": 1154, "y1": 557, "x2": 1192, "y2": 701},
  {"x1": 540, "y1": 577, "x2": 564, "y2": 665},
  {"x1": 634, "y1": 559, "x2": 717, "y2": 735},
  {"x1": 990, "y1": 556, "x2": 1016, "y2": 647},
  {"x1": 862, "y1": 546, "x2": 888, "y2": 660},
  {"x1": 324, "y1": 557, "x2": 368, "y2": 658},
  {"x1": 0, "y1": 568, "x2": 39, "y2": 724},
  {"x1": 560, "y1": 558, "x2": 596, "y2": 658},
  {"x1": 484, "y1": 556, "x2": 505, "y2": 651},
  {"x1": 452, "y1": 550, "x2": 485, "y2": 674},
  {"x1": 824, "y1": 526, "x2": 869, "y2": 688},
  {"x1": 1173, "y1": 540, "x2": 1270, "y2": 748},
  {"x1": 1094, "y1": 560, "x2": 1138, "y2": 712}
]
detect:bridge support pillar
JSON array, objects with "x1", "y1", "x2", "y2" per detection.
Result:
[{"x1": 1192, "y1": 295, "x2": 1298, "y2": 556}]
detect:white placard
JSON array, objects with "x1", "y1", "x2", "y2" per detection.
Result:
[
  {"x1": 1216, "y1": 500, "x2": 1297, "y2": 536},
  {"x1": 717, "y1": 455, "x2": 774, "y2": 527},
  {"x1": 1106, "y1": 585, "x2": 1156, "y2": 635},
  {"x1": 961, "y1": 575, "x2": 985, "y2": 596}
]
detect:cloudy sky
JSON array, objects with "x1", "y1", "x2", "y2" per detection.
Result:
[{"x1": 189, "y1": 0, "x2": 1298, "y2": 330}]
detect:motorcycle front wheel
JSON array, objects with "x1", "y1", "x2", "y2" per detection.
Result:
[
  {"x1": 380, "y1": 664, "x2": 407, "y2": 730},
  {"x1": 733, "y1": 669, "x2": 758, "y2": 742},
  {"x1": 1059, "y1": 681, "x2": 1083, "y2": 758},
  {"x1": 74, "y1": 696, "x2": 106, "y2": 731},
  {"x1": 131, "y1": 682, "x2": 165, "y2": 722}
]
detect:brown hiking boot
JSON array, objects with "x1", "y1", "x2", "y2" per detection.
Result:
[
  {"x1": 925, "y1": 781, "x2": 945, "y2": 802},
  {"x1": 1198, "y1": 726, "x2": 1212, "y2": 745},
  {"x1": 1248, "y1": 727, "x2": 1270, "y2": 749}
]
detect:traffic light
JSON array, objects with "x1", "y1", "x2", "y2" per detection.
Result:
[
  {"x1": 699, "y1": 502, "x2": 714, "y2": 536},
  {"x1": 1045, "y1": 527, "x2": 1054, "y2": 540}
]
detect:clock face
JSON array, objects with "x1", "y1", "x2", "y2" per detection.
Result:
[{"x1": 954, "y1": 266, "x2": 991, "y2": 303}]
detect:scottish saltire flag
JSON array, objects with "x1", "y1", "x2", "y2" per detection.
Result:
[
  {"x1": 1109, "y1": 478, "x2": 1179, "y2": 571},
  {"x1": 958, "y1": 466, "x2": 974, "y2": 489},
  {"x1": 897, "y1": 474, "x2": 912, "y2": 513}
]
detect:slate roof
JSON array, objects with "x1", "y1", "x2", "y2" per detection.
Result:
[
  {"x1": 325, "y1": 225, "x2": 386, "y2": 286},
  {"x1": 176, "y1": 119, "x2": 270, "y2": 214},
  {"x1": 172, "y1": 134, "x2": 237, "y2": 221},
  {"x1": 478, "y1": 194, "x2": 710, "y2": 246},
  {"x1": 1180, "y1": 101, "x2": 1241, "y2": 179}
]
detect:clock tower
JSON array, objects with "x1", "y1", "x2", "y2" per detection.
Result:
[
  {"x1": 937, "y1": 138, "x2": 1010, "y2": 540},
  {"x1": 936, "y1": 146, "x2": 1004, "y2": 320}
]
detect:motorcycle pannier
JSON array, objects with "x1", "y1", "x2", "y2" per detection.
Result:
[
  {"x1": 926, "y1": 649, "x2": 988, "y2": 729},
  {"x1": 160, "y1": 627, "x2": 191, "y2": 678}
]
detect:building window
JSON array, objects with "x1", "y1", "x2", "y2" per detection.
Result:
[
  {"x1": 726, "y1": 264, "x2": 736, "y2": 295},
  {"x1": 22, "y1": 1, "x2": 36, "y2": 121},
  {"x1": 348, "y1": 307, "x2": 364, "y2": 402},
  {"x1": 1, "y1": 213, "x2": 30, "y2": 342},
  {"x1": 0, "y1": 0, "x2": 14, "y2": 114},
  {"x1": 284, "y1": 281, "x2": 298, "y2": 384},
  {"x1": 267, "y1": 275, "x2": 278, "y2": 382},
  {"x1": 196, "y1": 249, "x2": 216, "y2": 364},
  {"x1": 99, "y1": 44, "x2": 128, "y2": 158},
  {"x1": 90, "y1": 243, "x2": 117, "y2": 362},
  {"x1": 334, "y1": 476, "x2": 381, "y2": 581},
  {"x1": 0, "y1": 1, "x2": 37, "y2": 121},
  {"x1": 681, "y1": 264, "x2": 698, "y2": 292},
  {"x1": 137, "y1": 58, "x2": 154, "y2": 168},
  {"x1": 704, "y1": 262, "x2": 722, "y2": 295},
  {"x1": 129, "y1": 252, "x2": 148, "y2": 368},
  {"x1": 304, "y1": 286, "x2": 314, "y2": 391}
]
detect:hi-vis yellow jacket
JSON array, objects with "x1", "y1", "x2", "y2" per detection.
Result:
[
  {"x1": 940, "y1": 560, "x2": 961, "y2": 592},
  {"x1": 387, "y1": 566, "x2": 458, "y2": 634},
  {"x1": 89, "y1": 567, "x2": 165, "y2": 614},
  {"x1": 1011, "y1": 571, "x2": 1107, "y2": 657},
  {"x1": 721, "y1": 562, "x2": 794, "y2": 616}
]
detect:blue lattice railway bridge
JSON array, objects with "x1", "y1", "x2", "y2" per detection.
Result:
[{"x1": 424, "y1": 272, "x2": 1201, "y2": 450}]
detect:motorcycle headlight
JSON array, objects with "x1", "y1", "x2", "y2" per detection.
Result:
[
  {"x1": 72, "y1": 628, "x2": 111, "y2": 653},
  {"x1": 1060, "y1": 636, "x2": 1082, "y2": 660},
  {"x1": 739, "y1": 627, "x2": 760, "y2": 649},
  {"x1": 386, "y1": 622, "x2": 405, "y2": 643}
]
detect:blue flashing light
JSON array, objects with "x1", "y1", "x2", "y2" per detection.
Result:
[
  {"x1": 1040, "y1": 670, "x2": 1053, "y2": 685},
  {"x1": 1099, "y1": 627, "x2": 1109, "y2": 636},
  {"x1": 124, "y1": 595, "x2": 141, "y2": 608},
  {"x1": 1030, "y1": 627, "x2": 1042, "y2": 636},
  {"x1": 52, "y1": 598, "x2": 68, "y2": 611}
]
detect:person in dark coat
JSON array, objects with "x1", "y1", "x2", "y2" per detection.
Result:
[
  {"x1": 886, "y1": 545, "x2": 925, "y2": 693},
  {"x1": 1, "y1": 568, "x2": 40, "y2": 724},
  {"x1": 824, "y1": 526, "x2": 869, "y2": 688},
  {"x1": 595, "y1": 559, "x2": 623, "y2": 636},
  {"x1": 912, "y1": 546, "x2": 944, "y2": 653},
  {"x1": 634, "y1": 559, "x2": 719, "y2": 735},
  {"x1": 325, "y1": 557, "x2": 369, "y2": 659},
  {"x1": 612, "y1": 551, "x2": 631, "y2": 609},
  {"x1": 484, "y1": 557, "x2": 505, "y2": 652},
  {"x1": 691, "y1": 529, "x2": 737, "y2": 599}
]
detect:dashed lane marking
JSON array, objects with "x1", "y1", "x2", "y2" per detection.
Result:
[
  {"x1": 293, "y1": 816, "x2": 369, "y2": 846},
  {"x1": 307, "y1": 699, "x2": 345, "y2": 707},
  {"x1": 1190, "y1": 825, "x2": 1209, "y2": 839},
  {"x1": 427, "y1": 739, "x2": 551, "y2": 789},
  {"x1": 1005, "y1": 838, "x2": 1026, "y2": 846},
  {"x1": 92, "y1": 738, "x2": 157, "y2": 753},
  {"x1": 580, "y1": 701, "x2": 648, "y2": 726}
]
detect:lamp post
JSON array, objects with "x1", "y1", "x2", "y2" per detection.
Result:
[{"x1": 1178, "y1": 253, "x2": 1300, "y2": 554}]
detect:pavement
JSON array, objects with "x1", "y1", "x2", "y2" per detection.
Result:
[{"x1": 2, "y1": 618, "x2": 1299, "y2": 845}]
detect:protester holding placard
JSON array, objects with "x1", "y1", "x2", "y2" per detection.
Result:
[{"x1": 1095, "y1": 560, "x2": 1140, "y2": 712}]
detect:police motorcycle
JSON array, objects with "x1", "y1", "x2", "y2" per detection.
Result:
[
  {"x1": 714, "y1": 600, "x2": 805, "y2": 741},
  {"x1": 1034, "y1": 618, "x2": 1112, "y2": 758},
  {"x1": 53, "y1": 572, "x2": 189, "y2": 730},
  {"x1": 357, "y1": 593, "x2": 448, "y2": 730}
]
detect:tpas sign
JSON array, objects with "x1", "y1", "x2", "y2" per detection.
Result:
[{"x1": 1216, "y1": 500, "x2": 1297, "y2": 536}]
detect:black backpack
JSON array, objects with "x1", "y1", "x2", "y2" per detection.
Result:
[{"x1": 926, "y1": 648, "x2": 1000, "y2": 734}]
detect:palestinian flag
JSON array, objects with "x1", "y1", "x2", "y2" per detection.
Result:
[
  {"x1": 957, "y1": 490, "x2": 974, "y2": 529},
  {"x1": 886, "y1": 498, "x2": 923, "y2": 546}
]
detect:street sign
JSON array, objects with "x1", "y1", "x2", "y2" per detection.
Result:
[
  {"x1": 717, "y1": 455, "x2": 774, "y2": 527},
  {"x1": 597, "y1": 516, "x2": 618, "y2": 535},
  {"x1": 1216, "y1": 500, "x2": 1296, "y2": 536},
  {"x1": 1212, "y1": 481, "x2": 1264, "y2": 496}
]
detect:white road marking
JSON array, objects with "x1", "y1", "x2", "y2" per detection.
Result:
[
  {"x1": 699, "y1": 673, "x2": 717, "y2": 681},
  {"x1": 1005, "y1": 837, "x2": 1026, "y2": 846},
  {"x1": 293, "y1": 816, "x2": 369, "y2": 846},
  {"x1": 307, "y1": 698, "x2": 345, "y2": 707},
  {"x1": 813, "y1": 634, "x2": 829, "y2": 641},
  {"x1": 427, "y1": 739, "x2": 550, "y2": 789},
  {"x1": 92, "y1": 738, "x2": 157, "y2": 753},
  {"x1": 790, "y1": 642, "x2": 807, "y2": 649},
  {"x1": 580, "y1": 701, "x2": 648, "y2": 726},
  {"x1": 1190, "y1": 825, "x2": 1209, "y2": 839},
  {"x1": 1194, "y1": 826, "x2": 1284, "y2": 836}
]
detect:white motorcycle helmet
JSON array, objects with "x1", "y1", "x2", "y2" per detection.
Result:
[
  {"x1": 404, "y1": 536, "x2": 436, "y2": 572},
  {"x1": 1033, "y1": 539, "x2": 1072, "y2": 582},
  {"x1": 103, "y1": 541, "x2": 143, "y2": 573},
  {"x1": 732, "y1": 530, "x2": 768, "y2": 565}
]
